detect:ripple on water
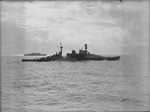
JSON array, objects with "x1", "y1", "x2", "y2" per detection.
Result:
[
  {"x1": 65, "y1": 93, "x2": 87, "y2": 103},
  {"x1": 64, "y1": 83, "x2": 79, "y2": 88},
  {"x1": 36, "y1": 85, "x2": 67, "y2": 92},
  {"x1": 2, "y1": 56, "x2": 150, "y2": 111}
]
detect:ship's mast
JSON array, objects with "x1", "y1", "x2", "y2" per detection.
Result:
[
  {"x1": 60, "y1": 41, "x2": 63, "y2": 56},
  {"x1": 85, "y1": 43, "x2": 87, "y2": 51}
]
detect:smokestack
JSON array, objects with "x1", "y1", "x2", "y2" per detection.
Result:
[
  {"x1": 60, "y1": 42, "x2": 63, "y2": 56},
  {"x1": 85, "y1": 44, "x2": 87, "y2": 51}
]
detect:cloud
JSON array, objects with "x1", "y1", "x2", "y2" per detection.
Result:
[
  {"x1": 32, "y1": 36, "x2": 44, "y2": 43},
  {"x1": 1, "y1": 21, "x2": 25, "y2": 55},
  {"x1": 1, "y1": 1, "x2": 149, "y2": 55}
]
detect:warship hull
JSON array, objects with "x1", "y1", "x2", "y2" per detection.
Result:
[
  {"x1": 22, "y1": 56, "x2": 120, "y2": 62},
  {"x1": 22, "y1": 59, "x2": 54, "y2": 62},
  {"x1": 22, "y1": 43, "x2": 120, "y2": 62}
]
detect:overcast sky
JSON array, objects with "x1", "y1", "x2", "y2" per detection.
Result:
[{"x1": 1, "y1": 0, "x2": 149, "y2": 56}]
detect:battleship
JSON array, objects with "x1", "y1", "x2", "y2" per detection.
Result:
[
  {"x1": 22, "y1": 43, "x2": 120, "y2": 62},
  {"x1": 24, "y1": 52, "x2": 47, "y2": 56}
]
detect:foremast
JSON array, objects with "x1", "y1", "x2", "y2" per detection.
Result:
[{"x1": 60, "y1": 42, "x2": 63, "y2": 56}]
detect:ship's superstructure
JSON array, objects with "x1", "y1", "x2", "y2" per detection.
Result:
[{"x1": 66, "y1": 44, "x2": 104, "y2": 61}]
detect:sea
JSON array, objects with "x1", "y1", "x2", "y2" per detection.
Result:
[{"x1": 1, "y1": 55, "x2": 150, "y2": 112}]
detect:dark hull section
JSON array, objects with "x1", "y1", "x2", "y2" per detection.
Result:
[
  {"x1": 22, "y1": 56, "x2": 120, "y2": 62},
  {"x1": 83, "y1": 56, "x2": 120, "y2": 61},
  {"x1": 83, "y1": 58, "x2": 105, "y2": 61},
  {"x1": 22, "y1": 59, "x2": 54, "y2": 62}
]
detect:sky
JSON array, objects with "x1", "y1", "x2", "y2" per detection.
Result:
[{"x1": 0, "y1": 0, "x2": 149, "y2": 56}]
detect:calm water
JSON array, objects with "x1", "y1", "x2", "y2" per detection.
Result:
[{"x1": 1, "y1": 55, "x2": 150, "y2": 112}]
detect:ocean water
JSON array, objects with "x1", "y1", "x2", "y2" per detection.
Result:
[{"x1": 1, "y1": 55, "x2": 150, "y2": 112}]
